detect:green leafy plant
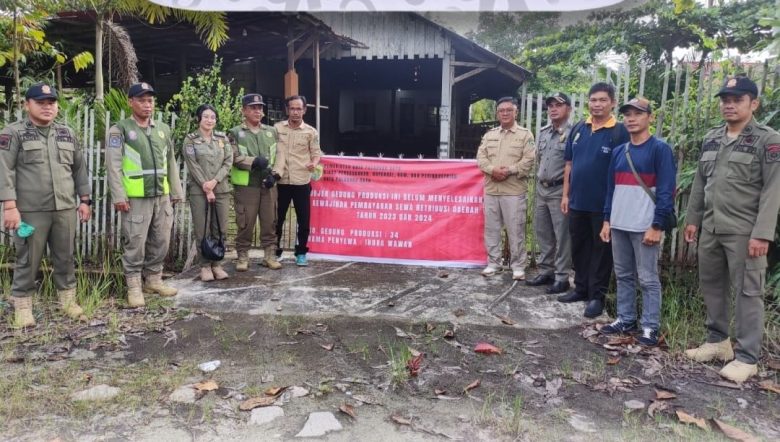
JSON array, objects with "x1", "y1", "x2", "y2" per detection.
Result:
[{"x1": 164, "y1": 57, "x2": 244, "y2": 151}]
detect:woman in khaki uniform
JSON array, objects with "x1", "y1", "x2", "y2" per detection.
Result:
[{"x1": 182, "y1": 105, "x2": 233, "y2": 281}]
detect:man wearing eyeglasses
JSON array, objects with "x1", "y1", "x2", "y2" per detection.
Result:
[{"x1": 476, "y1": 97, "x2": 536, "y2": 280}]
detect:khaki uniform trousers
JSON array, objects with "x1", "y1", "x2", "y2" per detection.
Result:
[
  {"x1": 533, "y1": 186, "x2": 571, "y2": 282},
  {"x1": 121, "y1": 196, "x2": 173, "y2": 277},
  {"x1": 234, "y1": 185, "x2": 277, "y2": 252},
  {"x1": 698, "y1": 230, "x2": 766, "y2": 364},
  {"x1": 11, "y1": 209, "x2": 77, "y2": 297},
  {"x1": 484, "y1": 194, "x2": 527, "y2": 271},
  {"x1": 189, "y1": 191, "x2": 230, "y2": 265}
]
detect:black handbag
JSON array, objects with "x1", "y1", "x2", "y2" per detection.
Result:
[
  {"x1": 200, "y1": 202, "x2": 225, "y2": 261},
  {"x1": 624, "y1": 145, "x2": 678, "y2": 232}
]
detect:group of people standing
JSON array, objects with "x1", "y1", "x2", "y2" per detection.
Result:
[
  {"x1": 1, "y1": 82, "x2": 321, "y2": 325},
  {"x1": 477, "y1": 76, "x2": 780, "y2": 383}
]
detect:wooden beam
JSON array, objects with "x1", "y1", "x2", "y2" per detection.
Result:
[
  {"x1": 453, "y1": 67, "x2": 487, "y2": 84},
  {"x1": 451, "y1": 61, "x2": 495, "y2": 68},
  {"x1": 315, "y1": 37, "x2": 320, "y2": 132},
  {"x1": 438, "y1": 41, "x2": 453, "y2": 159},
  {"x1": 292, "y1": 33, "x2": 317, "y2": 63}
]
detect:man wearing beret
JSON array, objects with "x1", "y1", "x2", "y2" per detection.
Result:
[
  {"x1": 0, "y1": 83, "x2": 91, "y2": 327},
  {"x1": 229, "y1": 93, "x2": 285, "y2": 271},
  {"x1": 684, "y1": 75, "x2": 780, "y2": 383},
  {"x1": 105, "y1": 82, "x2": 184, "y2": 307}
]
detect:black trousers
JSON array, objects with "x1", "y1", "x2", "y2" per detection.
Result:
[
  {"x1": 569, "y1": 209, "x2": 613, "y2": 301},
  {"x1": 276, "y1": 183, "x2": 311, "y2": 256}
]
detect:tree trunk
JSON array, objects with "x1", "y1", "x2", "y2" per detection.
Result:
[{"x1": 95, "y1": 16, "x2": 105, "y2": 102}]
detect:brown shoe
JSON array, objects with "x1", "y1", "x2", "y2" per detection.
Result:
[
  {"x1": 200, "y1": 266, "x2": 215, "y2": 282},
  {"x1": 684, "y1": 339, "x2": 734, "y2": 363},
  {"x1": 261, "y1": 247, "x2": 282, "y2": 270},
  {"x1": 126, "y1": 275, "x2": 145, "y2": 307},
  {"x1": 143, "y1": 273, "x2": 178, "y2": 297},
  {"x1": 212, "y1": 264, "x2": 229, "y2": 280},
  {"x1": 10, "y1": 296, "x2": 35, "y2": 328},
  {"x1": 235, "y1": 251, "x2": 249, "y2": 272},
  {"x1": 57, "y1": 288, "x2": 84, "y2": 319}
]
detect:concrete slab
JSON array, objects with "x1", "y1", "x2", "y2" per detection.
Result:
[{"x1": 170, "y1": 259, "x2": 584, "y2": 329}]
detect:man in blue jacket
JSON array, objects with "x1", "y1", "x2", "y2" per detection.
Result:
[{"x1": 559, "y1": 83, "x2": 630, "y2": 318}]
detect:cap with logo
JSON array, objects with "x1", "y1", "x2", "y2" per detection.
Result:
[
  {"x1": 25, "y1": 83, "x2": 58, "y2": 101},
  {"x1": 128, "y1": 82, "x2": 156, "y2": 98},
  {"x1": 619, "y1": 97, "x2": 652, "y2": 114},
  {"x1": 242, "y1": 94, "x2": 265, "y2": 107},
  {"x1": 545, "y1": 92, "x2": 571, "y2": 106},
  {"x1": 715, "y1": 75, "x2": 758, "y2": 98}
]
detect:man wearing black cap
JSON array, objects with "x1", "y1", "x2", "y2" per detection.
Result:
[
  {"x1": 683, "y1": 75, "x2": 780, "y2": 383},
  {"x1": 527, "y1": 92, "x2": 572, "y2": 294},
  {"x1": 229, "y1": 93, "x2": 285, "y2": 271},
  {"x1": 105, "y1": 82, "x2": 184, "y2": 307},
  {"x1": 0, "y1": 83, "x2": 91, "y2": 327}
]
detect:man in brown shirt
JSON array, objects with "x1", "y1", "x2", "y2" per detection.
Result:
[{"x1": 274, "y1": 96, "x2": 323, "y2": 266}]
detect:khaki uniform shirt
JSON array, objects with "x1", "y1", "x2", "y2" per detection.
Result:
[
  {"x1": 105, "y1": 118, "x2": 184, "y2": 203},
  {"x1": 685, "y1": 118, "x2": 780, "y2": 240},
  {"x1": 476, "y1": 122, "x2": 536, "y2": 196},
  {"x1": 0, "y1": 119, "x2": 90, "y2": 211},
  {"x1": 182, "y1": 131, "x2": 233, "y2": 195},
  {"x1": 275, "y1": 120, "x2": 322, "y2": 185}
]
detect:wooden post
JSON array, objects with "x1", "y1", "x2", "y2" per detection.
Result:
[
  {"x1": 438, "y1": 42, "x2": 453, "y2": 159},
  {"x1": 315, "y1": 37, "x2": 321, "y2": 131},
  {"x1": 285, "y1": 28, "x2": 299, "y2": 98}
]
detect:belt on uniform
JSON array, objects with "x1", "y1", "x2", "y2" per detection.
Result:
[{"x1": 538, "y1": 179, "x2": 564, "y2": 188}]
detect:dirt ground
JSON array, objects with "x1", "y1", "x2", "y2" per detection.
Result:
[{"x1": 1, "y1": 261, "x2": 779, "y2": 441}]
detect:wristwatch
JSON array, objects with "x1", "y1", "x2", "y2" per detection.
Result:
[{"x1": 80, "y1": 199, "x2": 93, "y2": 206}]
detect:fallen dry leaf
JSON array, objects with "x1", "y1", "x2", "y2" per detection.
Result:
[
  {"x1": 391, "y1": 415, "x2": 412, "y2": 426},
  {"x1": 655, "y1": 388, "x2": 677, "y2": 400},
  {"x1": 194, "y1": 380, "x2": 219, "y2": 391},
  {"x1": 474, "y1": 342, "x2": 502, "y2": 355},
  {"x1": 239, "y1": 396, "x2": 277, "y2": 411},
  {"x1": 437, "y1": 271, "x2": 449, "y2": 278},
  {"x1": 676, "y1": 410, "x2": 709, "y2": 431},
  {"x1": 647, "y1": 400, "x2": 669, "y2": 418},
  {"x1": 463, "y1": 379, "x2": 481, "y2": 394},
  {"x1": 407, "y1": 353, "x2": 423, "y2": 376},
  {"x1": 607, "y1": 356, "x2": 621, "y2": 365},
  {"x1": 339, "y1": 403, "x2": 357, "y2": 419},
  {"x1": 607, "y1": 336, "x2": 635, "y2": 346},
  {"x1": 320, "y1": 343, "x2": 335, "y2": 351},
  {"x1": 443, "y1": 329, "x2": 455, "y2": 339},
  {"x1": 452, "y1": 308, "x2": 466, "y2": 317},
  {"x1": 264, "y1": 386, "x2": 288, "y2": 396},
  {"x1": 426, "y1": 323, "x2": 435, "y2": 333},
  {"x1": 766, "y1": 359, "x2": 780, "y2": 371},
  {"x1": 581, "y1": 328, "x2": 599, "y2": 339},
  {"x1": 521, "y1": 349, "x2": 543, "y2": 358},
  {"x1": 408, "y1": 347, "x2": 422, "y2": 357},
  {"x1": 758, "y1": 380, "x2": 780, "y2": 394},
  {"x1": 711, "y1": 419, "x2": 759, "y2": 442},
  {"x1": 295, "y1": 328, "x2": 316, "y2": 336},
  {"x1": 434, "y1": 388, "x2": 446, "y2": 395},
  {"x1": 495, "y1": 315, "x2": 516, "y2": 325},
  {"x1": 394, "y1": 327, "x2": 413, "y2": 339}
]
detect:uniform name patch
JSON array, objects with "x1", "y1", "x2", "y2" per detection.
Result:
[
  {"x1": 734, "y1": 144, "x2": 756, "y2": 154},
  {"x1": 0, "y1": 134, "x2": 10, "y2": 150},
  {"x1": 702, "y1": 139, "x2": 719, "y2": 152},
  {"x1": 109, "y1": 134, "x2": 122, "y2": 148},
  {"x1": 20, "y1": 130, "x2": 38, "y2": 142},
  {"x1": 766, "y1": 144, "x2": 780, "y2": 163}
]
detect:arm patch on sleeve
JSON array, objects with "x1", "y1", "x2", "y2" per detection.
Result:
[
  {"x1": 766, "y1": 144, "x2": 780, "y2": 163},
  {"x1": 0, "y1": 134, "x2": 10, "y2": 150},
  {"x1": 108, "y1": 134, "x2": 122, "y2": 148}
]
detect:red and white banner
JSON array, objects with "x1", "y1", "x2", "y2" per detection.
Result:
[{"x1": 309, "y1": 156, "x2": 486, "y2": 267}]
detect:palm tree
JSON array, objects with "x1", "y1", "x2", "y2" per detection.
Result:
[{"x1": 67, "y1": 0, "x2": 229, "y2": 101}]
